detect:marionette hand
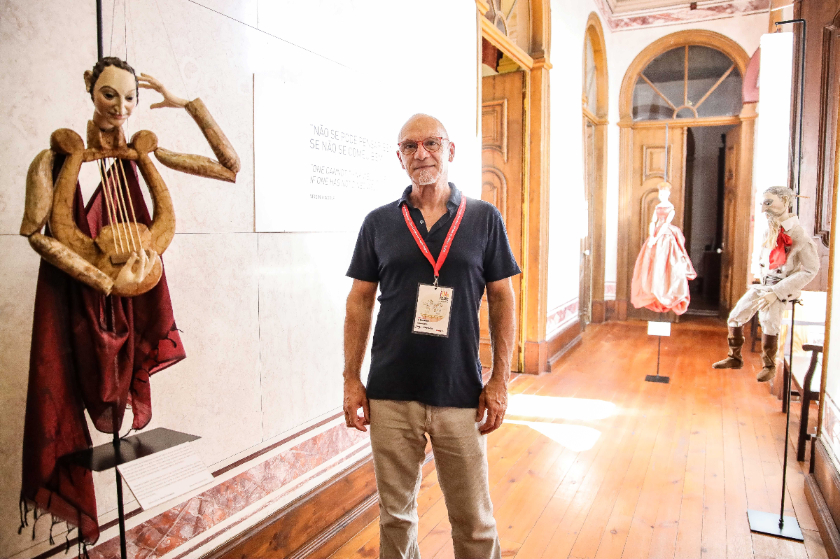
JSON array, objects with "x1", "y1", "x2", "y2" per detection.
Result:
[
  {"x1": 756, "y1": 290, "x2": 779, "y2": 312},
  {"x1": 138, "y1": 73, "x2": 188, "y2": 109},
  {"x1": 114, "y1": 249, "x2": 160, "y2": 291},
  {"x1": 343, "y1": 377, "x2": 370, "y2": 432}
]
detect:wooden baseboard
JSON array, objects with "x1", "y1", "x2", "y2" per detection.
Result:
[
  {"x1": 210, "y1": 454, "x2": 378, "y2": 559},
  {"x1": 546, "y1": 318, "x2": 583, "y2": 370},
  {"x1": 604, "y1": 300, "x2": 617, "y2": 321},
  {"x1": 591, "y1": 300, "x2": 606, "y2": 323},
  {"x1": 807, "y1": 439, "x2": 840, "y2": 559}
]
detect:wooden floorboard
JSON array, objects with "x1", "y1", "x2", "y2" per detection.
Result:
[{"x1": 322, "y1": 320, "x2": 827, "y2": 559}]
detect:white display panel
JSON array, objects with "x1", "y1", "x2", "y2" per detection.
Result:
[
  {"x1": 751, "y1": 32, "x2": 795, "y2": 276},
  {"x1": 254, "y1": 60, "x2": 408, "y2": 232}
]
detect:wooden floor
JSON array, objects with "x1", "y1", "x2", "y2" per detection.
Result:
[{"x1": 325, "y1": 320, "x2": 827, "y2": 559}]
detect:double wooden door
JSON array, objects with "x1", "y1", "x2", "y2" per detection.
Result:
[
  {"x1": 479, "y1": 71, "x2": 525, "y2": 370},
  {"x1": 626, "y1": 124, "x2": 740, "y2": 320},
  {"x1": 626, "y1": 126, "x2": 686, "y2": 322}
]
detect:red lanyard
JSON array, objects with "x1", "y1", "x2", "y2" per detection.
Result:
[{"x1": 401, "y1": 196, "x2": 467, "y2": 286}]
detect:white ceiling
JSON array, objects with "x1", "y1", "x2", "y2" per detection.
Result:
[{"x1": 606, "y1": 0, "x2": 726, "y2": 16}]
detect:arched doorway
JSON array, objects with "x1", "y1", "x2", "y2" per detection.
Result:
[
  {"x1": 582, "y1": 13, "x2": 608, "y2": 325},
  {"x1": 476, "y1": 0, "x2": 552, "y2": 373},
  {"x1": 616, "y1": 30, "x2": 755, "y2": 321}
]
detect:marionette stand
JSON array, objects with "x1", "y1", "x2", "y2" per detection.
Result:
[
  {"x1": 62, "y1": 428, "x2": 200, "y2": 559},
  {"x1": 747, "y1": 299, "x2": 804, "y2": 541},
  {"x1": 645, "y1": 314, "x2": 670, "y2": 384},
  {"x1": 748, "y1": 15, "x2": 807, "y2": 543}
]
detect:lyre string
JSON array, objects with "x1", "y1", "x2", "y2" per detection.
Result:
[
  {"x1": 108, "y1": 158, "x2": 137, "y2": 252},
  {"x1": 111, "y1": 158, "x2": 139, "y2": 251},
  {"x1": 103, "y1": 159, "x2": 129, "y2": 252},
  {"x1": 96, "y1": 160, "x2": 122, "y2": 254},
  {"x1": 117, "y1": 159, "x2": 144, "y2": 251},
  {"x1": 104, "y1": 159, "x2": 130, "y2": 253}
]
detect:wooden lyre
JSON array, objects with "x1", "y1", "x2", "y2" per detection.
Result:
[{"x1": 21, "y1": 99, "x2": 240, "y2": 297}]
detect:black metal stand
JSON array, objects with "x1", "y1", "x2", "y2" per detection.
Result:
[
  {"x1": 748, "y1": 302, "x2": 804, "y2": 541},
  {"x1": 645, "y1": 335, "x2": 670, "y2": 384},
  {"x1": 748, "y1": 17, "x2": 807, "y2": 544},
  {"x1": 62, "y1": 428, "x2": 200, "y2": 559},
  {"x1": 645, "y1": 313, "x2": 671, "y2": 384},
  {"x1": 96, "y1": 0, "x2": 103, "y2": 60}
]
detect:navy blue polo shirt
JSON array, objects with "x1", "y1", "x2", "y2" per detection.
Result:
[{"x1": 346, "y1": 183, "x2": 521, "y2": 408}]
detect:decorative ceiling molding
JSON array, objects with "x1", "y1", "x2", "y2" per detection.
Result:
[{"x1": 594, "y1": 0, "x2": 770, "y2": 31}]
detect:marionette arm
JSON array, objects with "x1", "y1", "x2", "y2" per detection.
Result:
[
  {"x1": 138, "y1": 74, "x2": 241, "y2": 183},
  {"x1": 19, "y1": 149, "x2": 114, "y2": 293},
  {"x1": 770, "y1": 227, "x2": 820, "y2": 300}
]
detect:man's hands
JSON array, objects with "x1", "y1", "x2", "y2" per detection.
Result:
[
  {"x1": 343, "y1": 378, "x2": 370, "y2": 432},
  {"x1": 476, "y1": 376, "x2": 508, "y2": 435}
]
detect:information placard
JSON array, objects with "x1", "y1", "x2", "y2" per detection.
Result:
[
  {"x1": 647, "y1": 321, "x2": 672, "y2": 337},
  {"x1": 254, "y1": 60, "x2": 405, "y2": 232},
  {"x1": 117, "y1": 443, "x2": 213, "y2": 510}
]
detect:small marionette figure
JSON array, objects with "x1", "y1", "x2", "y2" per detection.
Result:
[
  {"x1": 18, "y1": 57, "x2": 239, "y2": 545},
  {"x1": 712, "y1": 186, "x2": 819, "y2": 382},
  {"x1": 630, "y1": 180, "x2": 697, "y2": 315}
]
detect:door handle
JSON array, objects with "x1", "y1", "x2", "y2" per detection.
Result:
[
  {"x1": 716, "y1": 248, "x2": 723, "y2": 254},
  {"x1": 583, "y1": 250, "x2": 591, "y2": 256}
]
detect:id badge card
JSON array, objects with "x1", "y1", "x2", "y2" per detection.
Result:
[{"x1": 413, "y1": 283, "x2": 454, "y2": 337}]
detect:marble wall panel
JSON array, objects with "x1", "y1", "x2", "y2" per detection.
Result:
[
  {"x1": 257, "y1": 232, "x2": 356, "y2": 440},
  {"x1": 0, "y1": 236, "x2": 41, "y2": 556},
  {"x1": 145, "y1": 233, "x2": 263, "y2": 467},
  {"x1": 0, "y1": 1, "x2": 95, "y2": 235}
]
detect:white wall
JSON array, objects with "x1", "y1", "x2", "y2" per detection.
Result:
[
  {"x1": 546, "y1": 0, "x2": 607, "y2": 325},
  {"x1": 0, "y1": 1, "x2": 479, "y2": 557}
]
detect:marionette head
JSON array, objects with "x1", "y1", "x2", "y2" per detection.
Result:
[
  {"x1": 762, "y1": 186, "x2": 795, "y2": 248},
  {"x1": 657, "y1": 180, "x2": 672, "y2": 203},
  {"x1": 84, "y1": 57, "x2": 139, "y2": 131}
]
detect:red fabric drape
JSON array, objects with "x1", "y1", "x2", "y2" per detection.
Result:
[{"x1": 20, "y1": 158, "x2": 185, "y2": 544}]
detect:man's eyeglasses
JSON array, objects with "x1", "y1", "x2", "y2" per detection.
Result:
[{"x1": 397, "y1": 136, "x2": 449, "y2": 155}]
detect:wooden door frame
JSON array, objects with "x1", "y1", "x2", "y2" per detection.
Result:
[
  {"x1": 583, "y1": 12, "x2": 609, "y2": 324},
  {"x1": 476, "y1": 0, "x2": 552, "y2": 373},
  {"x1": 616, "y1": 30, "x2": 755, "y2": 319}
]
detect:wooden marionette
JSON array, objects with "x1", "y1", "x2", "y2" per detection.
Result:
[
  {"x1": 21, "y1": 57, "x2": 240, "y2": 296},
  {"x1": 18, "y1": 57, "x2": 239, "y2": 546}
]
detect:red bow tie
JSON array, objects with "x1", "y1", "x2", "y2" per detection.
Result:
[{"x1": 768, "y1": 229, "x2": 792, "y2": 270}]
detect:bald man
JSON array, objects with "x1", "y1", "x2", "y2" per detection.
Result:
[{"x1": 343, "y1": 114, "x2": 519, "y2": 559}]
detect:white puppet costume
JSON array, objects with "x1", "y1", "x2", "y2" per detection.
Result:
[{"x1": 712, "y1": 186, "x2": 819, "y2": 382}]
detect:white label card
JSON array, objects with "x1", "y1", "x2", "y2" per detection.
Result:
[
  {"x1": 647, "y1": 321, "x2": 671, "y2": 337},
  {"x1": 413, "y1": 283, "x2": 454, "y2": 337},
  {"x1": 116, "y1": 443, "x2": 213, "y2": 510}
]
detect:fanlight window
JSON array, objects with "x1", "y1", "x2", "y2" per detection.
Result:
[
  {"x1": 632, "y1": 45, "x2": 742, "y2": 121},
  {"x1": 484, "y1": 0, "x2": 531, "y2": 54}
]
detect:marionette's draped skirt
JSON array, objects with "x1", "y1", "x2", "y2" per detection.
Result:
[{"x1": 631, "y1": 224, "x2": 697, "y2": 315}]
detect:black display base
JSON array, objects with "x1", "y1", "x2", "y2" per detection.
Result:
[
  {"x1": 645, "y1": 374, "x2": 670, "y2": 384},
  {"x1": 61, "y1": 427, "x2": 199, "y2": 559},
  {"x1": 62, "y1": 427, "x2": 200, "y2": 472},
  {"x1": 748, "y1": 509, "x2": 804, "y2": 541}
]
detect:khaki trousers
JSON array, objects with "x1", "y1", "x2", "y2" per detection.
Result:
[{"x1": 369, "y1": 399, "x2": 501, "y2": 559}]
